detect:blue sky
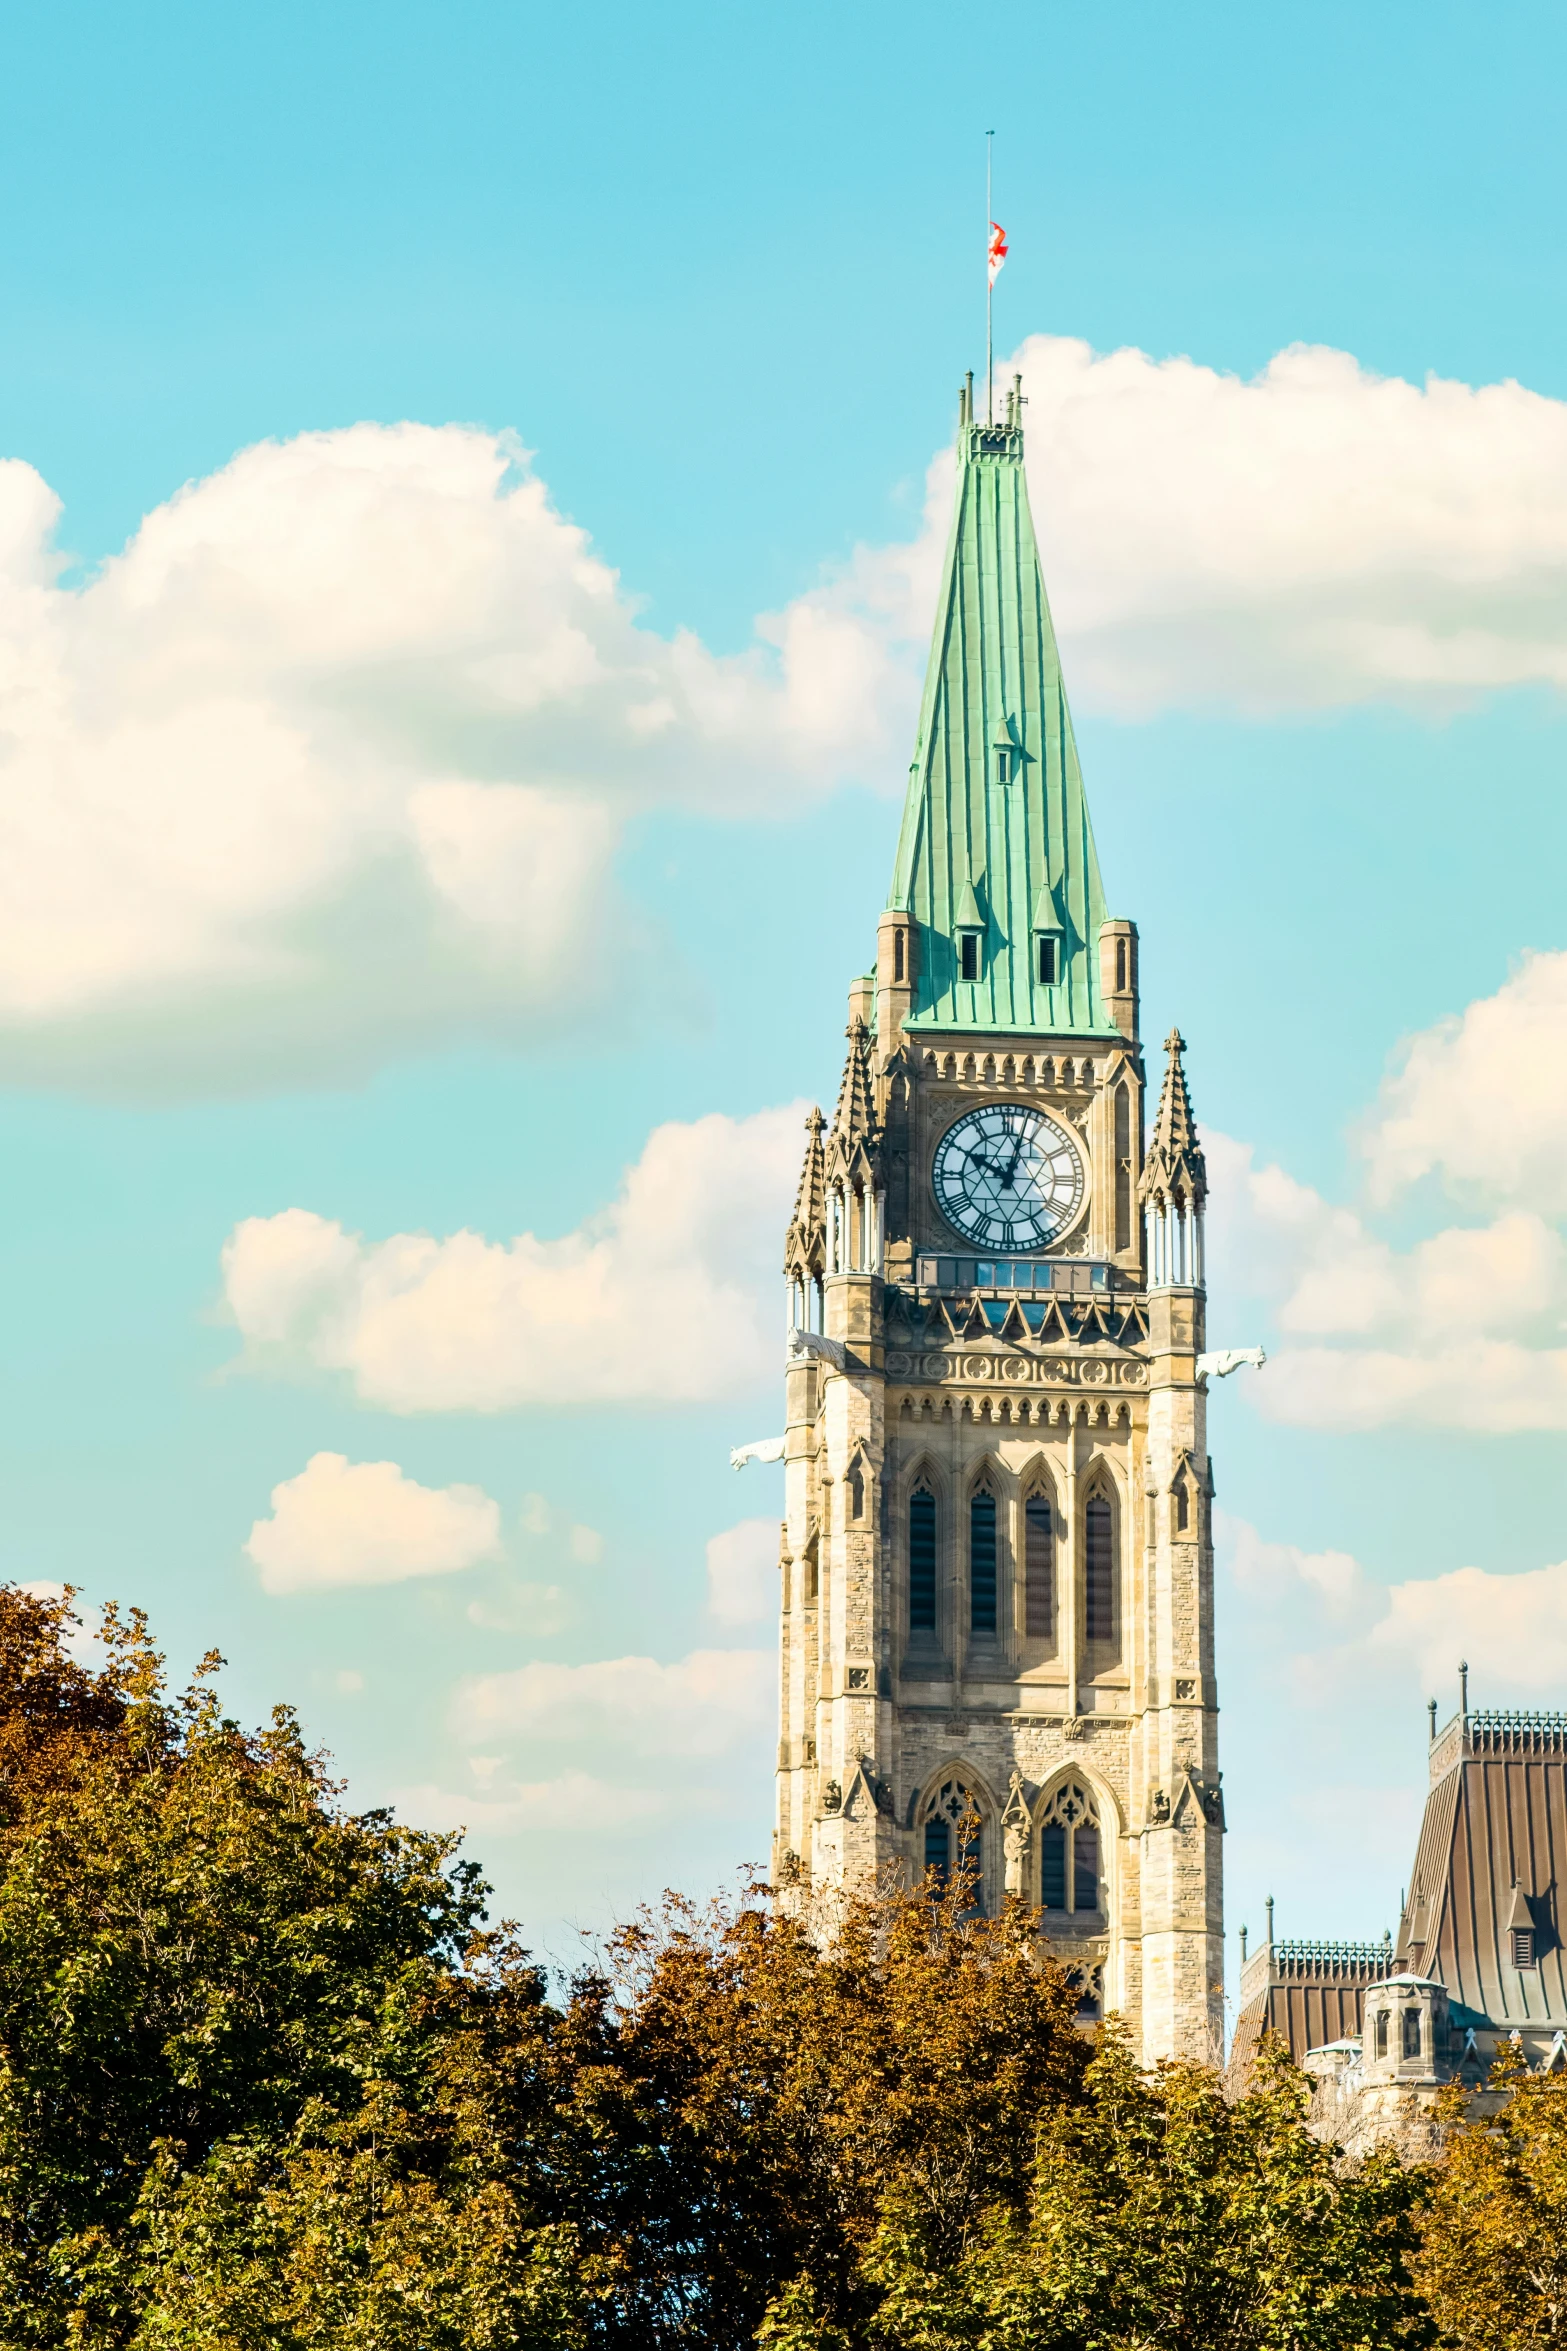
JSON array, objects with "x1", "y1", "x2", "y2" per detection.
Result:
[{"x1": 4, "y1": 0, "x2": 1567, "y2": 1997}]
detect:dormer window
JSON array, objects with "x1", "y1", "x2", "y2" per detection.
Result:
[
  {"x1": 953, "y1": 877, "x2": 986, "y2": 986},
  {"x1": 992, "y1": 718, "x2": 1015, "y2": 786},
  {"x1": 1031, "y1": 882, "x2": 1064, "y2": 992},
  {"x1": 1506, "y1": 1881, "x2": 1535, "y2": 1970}
]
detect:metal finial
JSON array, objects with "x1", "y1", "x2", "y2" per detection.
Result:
[
  {"x1": 1460, "y1": 1660, "x2": 1470, "y2": 1718},
  {"x1": 1265, "y1": 1893, "x2": 1275, "y2": 1947},
  {"x1": 1239, "y1": 1923, "x2": 1248, "y2": 1965},
  {"x1": 1428, "y1": 1697, "x2": 1438, "y2": 1743}
]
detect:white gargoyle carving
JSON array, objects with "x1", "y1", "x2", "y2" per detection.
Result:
[
  {"x1": 729, "y1": 1436, "x2": 787, "y2": 1471},
  {"x1": 1195, "y1": 1346, "x2": 1266, "y2": 1379},
  {"x1": 788, "y1": 1327, "x2": 847, "y2": 1371}
]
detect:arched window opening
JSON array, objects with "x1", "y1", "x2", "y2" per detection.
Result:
[
  {"x1": 1037, "y1": 936, "x2": 1056, "y2": 985},
  {"x1": 908, "y1": 1488, "x2": 937, "y2": 1633},
  {"x1": 893, "y1": 928, "x2": 905, "y2": 982},
  {"x1": 1114, "y1": 1082, "x2": 1132, "y2": 1254},
  {"x1": 1402, "y1": 2007, "x2": 1421, "y2": 2059},
  {"x1": 1037, "y1": 1780, "x2": 1102, "y2": 1915},
  {"x1": 970, "y1": 1490, "x2": 997, "y2": 1636},
  {"x1": 1040, "y1": 1822, "x2": 1066, "y2": 1909},
  {"x1": 1374, "y1": 2008, "x2": 1389, "y2": 2058},
  {"x1": 960, "y1": 933, "x2": 979, "y2": 984},
  {"x1": 1024, "y1": 1494, "x2": 1054, "y2": 1639},
  {"x1": 847, "y1": 1462, "x2": 865, "y2": 1521},
  {"x1": 922, "y1": 1778, "x2": 984, "y2": 1913},
  {"x1": 1175, "y1": 1477, "x2": 1190, "y2": 1534},
  {"x1": 1085, "y1": 1493, "x2": 1115, "y2": 1643},
  {"x1": 1115, "y1": 936, "x2": 1128, "y2": 993}
]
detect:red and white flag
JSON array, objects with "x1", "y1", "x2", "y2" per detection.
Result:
[{"x1": 987, "y1": 219, "x2": 1008, "y2": 288}]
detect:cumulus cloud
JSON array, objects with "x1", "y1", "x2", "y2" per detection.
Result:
[
  {"x1": 0, "y1": 425, "x2": 904, "y2": 1092},
  {"x1": 245, "y1": 1451, "x2": 502, "y2": 1594},
  {"x1": 706, "y1": 1518, "x2": 779, "y2": 1626},
  {"x1": 6, "y1": 342, "x2": 1567, "y2": 1088},
  {"x1": 1220, "y1": 1511, "x2": 1567, "y2": 1703},
  {"x1": 1206, "y1": 1120, "x2": 1567, "y2": 1432},
  {"x1": 221, "y1": 1102, "x2": 805, "y2": 1410},
  {"x1": 455, "y1": 1647, "x2": 772, "y2": 1760},
  {"x1": 1364, "y1": 950, "x2": 1567, "y2": 1212},
  {"x1": 1004, "y1": 336, "x2": 1567, "y2": 713}
]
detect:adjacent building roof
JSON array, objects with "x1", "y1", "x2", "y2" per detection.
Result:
[
  {"x1": 1229, "y1": 1938, "x2": 1393, "y2": 2077},
  {"x1": 887, "y1": 380, "x2": 1115, "y2": 1037},
  {"x1": 1394, "y1": 1709, "x2": 1567, "y2": 2029}
]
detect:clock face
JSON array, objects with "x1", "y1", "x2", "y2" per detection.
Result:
[{"x1": 932, "y1": 1103, "x2": 1086, "y2": 1251}]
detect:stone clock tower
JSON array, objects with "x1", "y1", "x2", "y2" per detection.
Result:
[{"x1": 775, "y1": 376, "x2": 1223, "y2": 2063}]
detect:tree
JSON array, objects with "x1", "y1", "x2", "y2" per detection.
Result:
[
  {"x1": 864, "y1": 2030, "x2": 1431, "y2": 2351},
  {"x1": 547, "y1": 1866, "x2": 1088, "y2": 2349},
  {"x1": 0, "y1": 1584, "x2": 578, "y2": 2349},
  {"x1": 1416, "y1": 2047, "x2": 1567, "y2": 2351}
]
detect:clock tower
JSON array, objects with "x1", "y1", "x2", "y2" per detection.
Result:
[{"x1": 776, "y1": 376, "x2": 1223, "y2": 2063}]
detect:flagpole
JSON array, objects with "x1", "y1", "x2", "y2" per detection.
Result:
[{"x1": 986, "y1": 130, "x2": 994, "y2": 424}]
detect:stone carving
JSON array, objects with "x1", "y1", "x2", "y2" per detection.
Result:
[
  {"x1": 821, "y1": 1779, "x2": 842, "y2": 1814},
  {"x1": 1002, "y1": 1769, "x2": 1032, "y2": 1897}
]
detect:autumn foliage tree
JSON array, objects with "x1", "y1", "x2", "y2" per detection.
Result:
[{"x1": 0, "y1": 1581, "x2": 1475, "y2": 2351}]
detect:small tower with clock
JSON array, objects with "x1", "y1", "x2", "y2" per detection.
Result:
[{"x1": 776, "y1": 375, "x2": 1223, "y2": 2064}]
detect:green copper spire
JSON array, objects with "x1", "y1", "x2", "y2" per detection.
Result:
[{"x1": 889, "y1": 377, "x2": 1114, "y2": 1034}]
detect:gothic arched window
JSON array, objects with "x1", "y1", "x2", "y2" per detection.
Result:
[
  {"x1": 970, "y1": 1490, "x2": 997, "y2": 1636},
  {"x1": 1402, "y1": 2007, "x2": 1421, "y2": 2059},
  {"x1": 1114, "y1": 1082, "x2": 1132, "y2": 1253},
  {"x1": 923, "y1": 1777, "x2": 983, "y2": 1914},
  {"x1": 1024, "y1": 1494, "x2": 1054, "y2": 1640},
  {"x1": 1037, "y1": 1779, "x2": 1102, "y2": 1915},
  {"x1": 1374, "y1": 2007, "x2": 1389, "y2": 2058},
  {"x1": 908, "y1": 1487, "x2": 937, "y2": 1632},
  {"x1": 1085, "y1": 1492, "x2": 1115, "y2": 1644}
]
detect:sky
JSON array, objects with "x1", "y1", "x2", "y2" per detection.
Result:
[{"x1": 4, "y1": 0, "x2": 1567, "y2": 2016}]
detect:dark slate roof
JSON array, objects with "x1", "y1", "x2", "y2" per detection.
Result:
[{"x1": 1394, "y1": 1709, "x2": 1567, "y2": 2028}]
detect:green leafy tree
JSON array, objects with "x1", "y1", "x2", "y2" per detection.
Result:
[
  {"x1": 0, "y1": 1584, "x2": 579, "y2": 2349},
  {"x1": 863, "y1": 2029, "x2": 1431, "y2": 2351}
]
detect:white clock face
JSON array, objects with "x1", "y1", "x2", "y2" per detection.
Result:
[{"x1": 932, "y1": 1103, "x2": 1086, "y2": 1251}]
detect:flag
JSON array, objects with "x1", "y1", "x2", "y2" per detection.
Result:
[{"x1": 987, "y1": 219, "x2": 1008, "y2": 288}]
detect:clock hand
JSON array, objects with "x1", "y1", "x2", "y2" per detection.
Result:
[{"x1": 1002, "y1": 1130, "x2": 1025, "y2": 1187}]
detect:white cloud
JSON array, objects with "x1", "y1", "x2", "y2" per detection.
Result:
[
  {"x1": 1363, "y1": 950, "x2": 1567, "y2": 1212},
  {"x1": 1224, "y1": 1514, "x2": 1367, "y2": 1619},
  {"x1": 396, "y1": 1766, "x2": 680, "y2": 1836},
  {"x1": 221, "y1": 1102, "x2": 805, "y2": 1410},
  {"x1": 245, "y1": 1451, "x2": 502, "y2": 1594},
  {"x1": 1219, "y1": 1511, "x2": 1567, "y2": 1705},
  {"x1": 455, "y1": 1647, "x2": 772, "y2": 1760},
  {"x1": 6, "y1": 342, "x2": 1567, "y2": 1090},
  {"x1": 1001, "y1": 336, "x2": 1567, "y2": 714},
  {"x1": 1205, "y1": 1124, "x2": 1567, "y2": 1432},
  {"x1": 568, "y1": 1524, "x2": 604, "y2": 1565},
  {"x1": 465, "y1": 1580, "x2": 571, "y2": 1636},
  {"x1": 706, "y1": 1518, "x2": 778, "y2": 1626},
  {"x1": 1367, "y1": 1558, "x2": 1567, "y2": 1696},
  {"x1": 0, "y1": 425, "x2": 902, "y2": 1092}
]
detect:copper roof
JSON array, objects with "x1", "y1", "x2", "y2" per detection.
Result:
[
  {"x1": 1394, "y1": 1710, "x2": 1567, "y2": 2027},
  {"x1": 1229, "y1": 1940, "x2": 1390, "y2": 2078}
]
